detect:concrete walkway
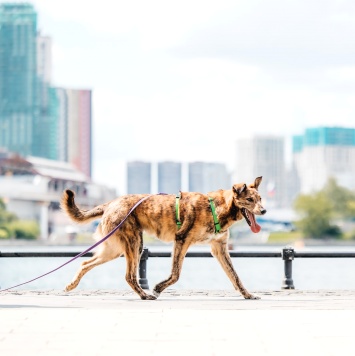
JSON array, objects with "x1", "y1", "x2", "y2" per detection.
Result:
[{"x1": 1, "y1": 289, "x2": 355, "y2": 355}]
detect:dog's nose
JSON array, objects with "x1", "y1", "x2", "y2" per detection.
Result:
[{"x1": 260, "y1": 208, "x2": 267, "y2": 215}]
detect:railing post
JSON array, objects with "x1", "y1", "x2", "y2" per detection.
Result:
[
  {"x1": 281, "y1": 246, "x2": 295, "y2": 289},
  {"x1": 139, "y1": 247, "x2": 149, "y2": 290}
]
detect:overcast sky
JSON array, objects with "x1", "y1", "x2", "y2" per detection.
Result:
[{"x1": 5, "y1": 0, "x2": 355, "y2": 194}]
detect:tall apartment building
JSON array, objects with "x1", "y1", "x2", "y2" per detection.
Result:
[
  {"x1": 188, "y1": 162, "x2": 230, "y2": 193},
  {"x1": 0, "y1": 3, "x2": 38, "y2": 156},
  {"x1": 235, "y1": 136, "x2": 285, "y2": 208},
  {"x1": 49, "y1": 87, "x2": 68, "y2": 162},
  {"x1": 293, "y1": 127, "x2": 355, "y2": 193},
  {"x1": 157, "y1": 161, "x2": 182, "y2": 194},
  {"x1": 0, "y1": 3, "x2": 92, "y2": 177},
  {"x1": 32, "y1": 34, "x2": 53, "y2": 159},
  {"x1": 127, "y1": 161, "x2": 152, "y2": 194},
  {"x1": 66, "y1": 89, "x2": 92, "y2": 178}
]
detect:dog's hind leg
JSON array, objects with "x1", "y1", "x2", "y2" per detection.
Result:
[
  {"x1": 152, "y1": 239, "x2": 191, "y2": 298},
  {"x1": 123, "y1": 236, "x2": 157, "y2": 300},
  {"x1": 210, "y1": 239, "x2": 260, "y2": 300},
  {"x1": 64, "y1": 243, "x2": 120, "y2": 292}
]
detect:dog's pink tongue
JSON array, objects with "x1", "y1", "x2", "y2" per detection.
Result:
[{"x1": 249, "y1": 213, "x2": 261, "y2": 233}]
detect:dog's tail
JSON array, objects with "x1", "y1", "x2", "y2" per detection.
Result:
[{"x1": 61, "y1": 189, "x2": 106, "y2": 224}]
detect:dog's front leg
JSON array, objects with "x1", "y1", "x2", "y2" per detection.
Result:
[
  {"x1": 153, "y1": 239, "x2": 190, "y2": 298},
  {"x1": 210, "y1": 239, "x2": 260, "y2": 300}
]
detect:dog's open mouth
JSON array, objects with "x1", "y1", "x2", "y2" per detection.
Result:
[{"x1": 241, "y1": 208, "x2": 261, "y2": 233}]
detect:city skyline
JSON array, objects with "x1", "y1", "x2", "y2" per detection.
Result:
[{"x1": 1, "y1": 0, "x2": 355, "y2": 195}]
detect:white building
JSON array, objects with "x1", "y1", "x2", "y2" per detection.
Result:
[
  {"x1": 234, "y1": 136, "x2": 286, "y2": 208},
  {"x1": 0, "y1": 151, "x2": 116, "y2": 240},
  {"x1": 293, "y1": 127, "x2": 355, "y2": 194}
]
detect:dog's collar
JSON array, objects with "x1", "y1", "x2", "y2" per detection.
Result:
[{"x1": 208, "y1": 197, "x2": 221, "y2": 233}]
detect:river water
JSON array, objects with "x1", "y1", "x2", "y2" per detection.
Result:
[{"x1": 1, "y1": 244, "x2": 355, "y2": 292}]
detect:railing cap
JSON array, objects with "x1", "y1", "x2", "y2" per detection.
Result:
[{"x1": 282, "y1": 246, "x2": 295, "y2": 260}]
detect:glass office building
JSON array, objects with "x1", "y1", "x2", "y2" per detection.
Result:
[
  {"x1": 0, "y1": 3, "x2": 92, "y2": 177},
  {"x1": 293, "y1": 127, "x2": 355, "y2": 193},
  {"x1": 0, "y1": 3, "x2": 38, "y2": 156}
]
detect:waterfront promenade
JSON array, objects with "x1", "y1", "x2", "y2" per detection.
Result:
[{"x1": 1, "y1": 289, "x2": 355, "y2": 355}]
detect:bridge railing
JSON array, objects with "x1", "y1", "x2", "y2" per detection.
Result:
[{"x1": 2, "y1": 246, "x2": 355, "y2": 290}]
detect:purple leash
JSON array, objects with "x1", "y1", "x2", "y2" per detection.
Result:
[{"x1": 0, "y1": 195, "x2": 154, "y2": 292}]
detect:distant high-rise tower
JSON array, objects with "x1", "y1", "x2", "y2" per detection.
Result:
[
  {"x1": 0, "y1": 3, "x2": 92, "y2": 177},
  {"x1": 66, "y1": 89, "x2": 92, "y2": 178},
  {"x1": 157, "y1": 161, "x2": 182, "y2": 194},
  {"x1": 235, "y1": 136, "x2": 285, "y2": 208},
  {"x1": 127, "y1": 161, "x2": 151, "y2": 194},
  {"x1": 32, "y1": 34, "x2": 53, "y2": 158},
  {"x1": 188, "y1": 162, "x2": 230, "y2": 193},
  {"x1": 48, "y1": 87, "x2": 68, "y2": 162},
  {"x1": 0, "y1": 3, "x2": 38, "y2": 156},
  {"x1": 293, "y1": 127, "x2": 355, "y2": 193},
  {"x1": 36, "y1": 35, "x2": 52, "y2": 85}
]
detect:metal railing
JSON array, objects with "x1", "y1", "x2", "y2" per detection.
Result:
[{"x1": 2, "y1": 246, "x2": 355, "y2": 290}]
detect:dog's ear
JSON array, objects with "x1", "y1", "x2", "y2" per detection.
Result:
[
  {"x1": 233, "y1": 183, "x2": 247, "y2": 195},
  {"x1": 249, "y1": 176, "x2": 262, "y2": 190}
]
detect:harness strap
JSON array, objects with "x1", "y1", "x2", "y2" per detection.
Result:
[
  {"x1": 208, "y1": 197, "x2": 221, "y2": 233},
  {"x1": 175, "y1": 192, "x2": 182, "y2": 230}
]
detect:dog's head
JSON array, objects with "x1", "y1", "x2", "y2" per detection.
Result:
[{"x1": 232, "y1": 176, "x2": 267, "y2": 233}]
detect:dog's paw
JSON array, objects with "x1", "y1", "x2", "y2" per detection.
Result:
[
  {"x1": 64, "y1": 284, "x2": 74, "y2": 292},
  {"x1": 152, "y1": 289, "x2": 160, "y2": 298},
  {"x1": 141, "y1": 294, "x2": 157, "y2": 300},
  {"x1": 245, "y1": 293, "x2": 260, "y2": 300}
]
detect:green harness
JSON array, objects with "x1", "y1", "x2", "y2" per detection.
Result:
[
  {"x1": 175, "y1": 192, "x2": 182, "y2": 230},
  {"x1": 175, "y1": 193, "x2": 221, "y2": 233}
]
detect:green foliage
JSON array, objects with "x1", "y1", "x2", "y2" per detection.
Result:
[
  {"x1": 8, "y1": 220, "x2": 40, "y2": 240},
  {"x1": 0, "y1": 228, "x2": 9, "y2": 239},
  {"x1": 0, "y1": 198, "x2": 17, "y2": 224},
  {"x1": 268, "y1": 230, "x2": 303, "y2": 243},
  {"x1": 293, "y1": 190, "x2": 342, "y2": 239},
  {"x1": 292, "y1": 177, "x2": 355, "y2": 239},
  {"x1": 0, "y1": 198, "x2": 39, "y2": 240},
  {"x1": 322, "y1": 177, "x2": 355, "y2": 219},
  {"x1": 347, "y1": 201, "x2": 355, "y2": 218}
]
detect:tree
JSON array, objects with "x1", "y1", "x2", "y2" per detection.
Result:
[
  {"x1": 293, "y1": 191, "x2": 342, "y2": 239},
  {"x1": 322, "y1": 177, "x2": 355, "y2": 219},
  {"x1": 0, "y1": 198, "x2": 17, "y2": 224},
  {"x1": 0, "y1": 198, "x2": 39, "y2": 239}
]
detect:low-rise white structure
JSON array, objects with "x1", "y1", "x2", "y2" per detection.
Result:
[{"x1": 0, "y1": 152, "x2": 116, "y2": 240}]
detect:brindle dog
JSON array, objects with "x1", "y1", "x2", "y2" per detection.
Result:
[{"x1": 61, "y1": 176, "x2": 266, "y2": 300}]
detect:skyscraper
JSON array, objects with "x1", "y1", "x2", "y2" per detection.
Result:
[
  {"x1": 0, "y1": 3, "x2": 38, "y2": 156},
  {"x1": 188, "y1": 161, "x2": 230, "y2": 193},
  {"x1": 293, "y1": 127, "x2": 355, "y2": 193},
  {"x1": 157, "y1": 161, "x2": 182, "y2": 194},
  {"x1": 31, "y1": 34, "x2": 54, "y2": 159},
  {"x1": 66, "y1": 89, "x2": 92, "y2": 178},
  {"x1": 235, "y1": 136, "x2": 285, "y2": 207},
  {"x1": 0, "y1": 3, "x2": 92, "y2": 178},
  {"x1": 127, "y1": 161, "x2": 151, "y2": 194}
]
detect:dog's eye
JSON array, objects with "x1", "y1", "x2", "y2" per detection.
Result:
[{"x1": 247, "y1": 198, "x2": 253, "y2": 202}]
